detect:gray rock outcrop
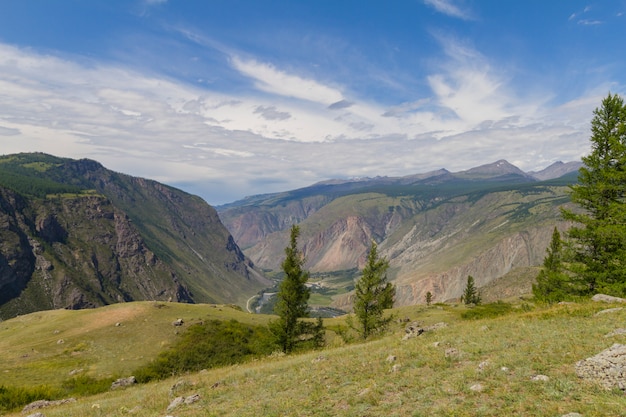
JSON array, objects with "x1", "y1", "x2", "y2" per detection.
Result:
[
  {"x1": 591, "y1": 294, "x2": 626, "y2": 304},
  {"x1": 575, "y1": 343, "x2": 626, "y2": 390}
]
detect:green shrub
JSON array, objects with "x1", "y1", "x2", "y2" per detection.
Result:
[
  {"x1": 460, "y1": 302, "x2": 513, "y2": 320},
  {"x1": 61, "y1": 375, "x2": 114, "y2": 397},
  {"x1": 135, "y1": 319, "x2": 278, "y2": 383},
  {"x1": 0, "y1": 385, "x2": 64, "y2": 412}
]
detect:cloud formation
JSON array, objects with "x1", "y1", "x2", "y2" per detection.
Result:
[
  {"x1": 0, "y1": 37, "x2": 603, "y2": 205},
  {"x1": 423, "y1": 0, "x2": 473, "y2": 20}
]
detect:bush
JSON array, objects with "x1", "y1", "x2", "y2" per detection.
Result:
[
  {"x1": 61, "y1": 375, "x2": 114, "y2": 397},
  {"x1": 0, "y1": 385, "x2": 64, "y2": 413},
  {"x1": 460, "y1": 302, "x2": 513, "y2": 320},
  {"x1": 135, "y1": 319, "x2": 278, "y2": 383}
]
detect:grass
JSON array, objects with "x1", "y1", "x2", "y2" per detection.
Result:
[{"x1": 2, "y1": 300, "x2": 626, "y2": 416}]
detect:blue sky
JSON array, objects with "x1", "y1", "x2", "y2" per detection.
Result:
[{"x1": 1, "y1": 0, "x2": 625, "y2": 204}]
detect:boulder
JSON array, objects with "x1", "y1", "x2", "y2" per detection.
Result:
[
  {"x1": 591, "y1": 294, "x2": 626, "y2": 304},
  {"x1": 23, "y1": 398, "x2": 76, "y2": 413},
  {"x1": 111, "y1": 376, "x2": 136, "y2": 390},
  {"x1": 575, "y1": 343, "x2": 626, "y2": 390}
]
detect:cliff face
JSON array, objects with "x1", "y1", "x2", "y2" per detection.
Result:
[
  {"x1": 220, "y1": 166, "x2": 577, "y2": 308},
  {"x1": 0, "y1": 154, "x2": 269, "y2": 319}
]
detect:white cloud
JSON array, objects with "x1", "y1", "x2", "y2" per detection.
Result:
[
  {"x1": 423, "y1": 0, "x2": 474, "y2": 20},
  {"x1": 0, "y1": 41, "x2": 601, "y2": 204},
  {"x1": 230, "y1": 56, "x2": 344, "y2": 104}
]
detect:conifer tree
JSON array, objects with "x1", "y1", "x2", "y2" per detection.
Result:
[
  {"x1": 353, "y1": 241, "x2": 395, "y2": 339},
  {"x1": 562, "y1": 93, "x2": 626, "y2": 296},
  {"x1": 425, "y1": 291, "x2": 433, "y2": 306},
  {"x1": 461, "y1": 275, "x2": 481, "y2": 305},
  {"x1": 533, "y1": 227, "x2": 573, "y2": 302},
  {"x1": 270, "y1": 225, "x2": 311, "y2": 353}
]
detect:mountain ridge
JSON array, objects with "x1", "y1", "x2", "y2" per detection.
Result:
[
  {"x1": 219, "y1": 159, "x2": 581, "y2": 307},
  {"x1": 0, "y1": 153, "x2": 269, "y2": 319}
]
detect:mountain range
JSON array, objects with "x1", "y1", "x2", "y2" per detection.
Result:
[
  {"x1": 0, "y1": 153, "x2": 582, "y2": 318},
  {"x1": 218, "y1": 159, "x2": 582, "y2": 308}
]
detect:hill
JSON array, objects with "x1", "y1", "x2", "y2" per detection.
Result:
[
  {"x1": 0, "y1": 153, "x2": 269, "y2": 319},
  {"x1": 2, "y1": 299, "x2": 626, "y2": 416},
  {"x1": 218, "y1": 161, "x2": 581, "y2": 309}
]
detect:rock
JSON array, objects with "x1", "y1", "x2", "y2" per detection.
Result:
[
  {"x1": 26, "y1": 413, "x2": 46, "y2": 417},
  {"x1": 184, "y1": 393, "x2": 201, "y2": 404},
  {"x1": 111, "y1": 376, "x2": 136, "y2": 389},
  {"x1": 172, "y1": 318, "x2": 184, "y2": 326},
  {"x1": 591, "y1": 294, "x2": 626, "y2": 304},
  {"x1": 169, "y1": 379, "x2": 191, "y2": 396},
  {"x1": 478, "y1": 360, "x2": 490, "y2": 370},
  {"x1": 501, "y1": 366, "x2": 510, "y2": 372},
  {"x1": 469, "y1": 383, "x2": 484, "y2": 392},
  {"x1": 167, "y1": 394, "x2": 201, "y2": 411},
  {"x1": 531, "y1": 374, "x2": 550, "y2": 382},
  {"x1": 575, "y1": 343, "x2": 626, "y2": 390},
  {"x1": 561, "y1": 413, "x2": 583, "y2": 417},
  {"x1": 402, "y1": 321, "x2": 448, "y2": 340},
  {"x1": 595, "y1": 308, "x2": 624, "y2": 316},
  {"x1": 23, "y1": 398, "x2": 76, "y2": 413},
  {"x1": 391, "y1": 364, "x2": 401, "y2": 372},
  {"x1": 167, "y1": 396, "x2": 185, "y2": 412},
  {"x1": 445, "y1": 348, "x2": 462, "y2": 359}
]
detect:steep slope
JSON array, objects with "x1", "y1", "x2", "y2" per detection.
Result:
[
  {"x1": 0, "y1": 153, "x2": 269, "y2": 319},
  {"x1": 219, "y1": 162, "x2": 580, "y2": 307}
]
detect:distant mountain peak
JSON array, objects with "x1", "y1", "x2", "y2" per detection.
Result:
[{"x1": 455, "y1": 159, "x2": 529, "y2": 179}]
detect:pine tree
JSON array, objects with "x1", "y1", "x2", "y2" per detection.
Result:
[
  {"x1": 353, "y1": 241, "x2": 395, "y2": 339},
  {"x1": 532, "y1": 227, "x2": 573, "y2": 302},
  {"x1": 425, "y1": 291, "x2": 433, "y2": 306},
  {"x1": 461, "y1": 275, "x2": 481, "y2": 305},
  {"x1": 269, "y1": 225, "x2": 311, "y2": 353},
  {"x1": 562, "y1": 93, "x2": 626, "y2": 296}
]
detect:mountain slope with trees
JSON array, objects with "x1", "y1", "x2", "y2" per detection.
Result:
[
  {"x1": 219, "y1": 162, "x2": 580, "y2": 307},
  {"x1": 0, "y1": 153, "x2": 269, "y2": 319}
]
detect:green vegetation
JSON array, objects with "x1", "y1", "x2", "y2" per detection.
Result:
[
  {"x1": 4, "y1": 300, "x2": 626, "y2": 416},
  {"x1": 353, "y1": 241, "x2": 395, "y2": 339},
  {"x1": 460, "y1": 301, "x2": 513, "y2": 320},
  {"x1": 561, "y1": 93, "x2": 626, "y2": 297},
  {"x1": 0, "y1": 385, "x2": 63, "y2": 413},
  {"x1": 269, "y1": 225, "x2": 321, "y2": 352},
  {"x1": 461, "y1": 275, "x2": 481, "y2": 305},
  {"x1": 134, "y1": 319, "x2": 277, "y2": 382},
  {"x1": 532, "y1": 93, "x2": 626, "y2": 302},
  {"x1": 532, "y1": 227, "x2": 574, "y2": 302}
]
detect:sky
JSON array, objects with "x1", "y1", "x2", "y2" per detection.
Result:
[{"x1": 0, "y1": 1, "x2": 625, "y2": 205}]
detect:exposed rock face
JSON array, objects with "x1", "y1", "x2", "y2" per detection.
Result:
[
  {"x1": 0, "y1": 153, "x2": 270, "y2": 319},
  {"x1": 575, "y1": 344, "x2": 626, "y2": 390},
  {"x1": 220, "y1": 160, "x2": 574, "y2": 308}
]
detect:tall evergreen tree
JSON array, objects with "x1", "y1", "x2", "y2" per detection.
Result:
[
  {"x1": 562, "y1": 93, "x2": 626, "y2": 296},
  {"x1": 353, "y1": 241, "x2": 395, "y2": 339},
  {"x1": 270, "y1": 225, "x2": 311, "y2": 353},
  {"x1": 461, "y1": 275, "x2": 481, "y2": 305},
  {"x1": 533, "y1": 227, "x2": 573, "y2": 302}
]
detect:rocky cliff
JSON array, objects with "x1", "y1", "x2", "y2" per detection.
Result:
[
  {"x1": 0, "y1": 153, "x2": 269, "y2": 319},
  {"x1": 219, "y1": 162, "x2": 579, "y2": 308}
]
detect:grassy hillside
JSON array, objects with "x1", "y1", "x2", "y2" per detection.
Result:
[{"x1": 3, "y1": 300, "x2": 626, "y2": 416}]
